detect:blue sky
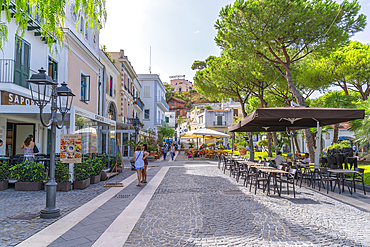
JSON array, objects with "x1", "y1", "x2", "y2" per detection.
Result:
[{"x1": 100, "y1": 0, "x2": 370, "y2": 90}]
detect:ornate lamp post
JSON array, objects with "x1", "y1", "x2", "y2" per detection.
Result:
[
  {"x1": 27, "y1": 68, "x2": 75, "y2": 219},
  {"x1": 132, "y1": 117, "x2": 141, "y2": 151}
]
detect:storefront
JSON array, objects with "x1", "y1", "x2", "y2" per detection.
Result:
[{"x1": 70, "y1": 106, "x2": 116, "y2": 156}]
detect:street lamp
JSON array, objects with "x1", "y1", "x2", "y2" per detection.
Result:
[
  {"x1": 27, "y1": 68, "x2": 75, "y2": 219},
  {"x1": 132, "y1": 116, "x2": 141, "y2": 151}
]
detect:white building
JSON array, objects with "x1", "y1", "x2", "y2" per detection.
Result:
[
  {"x1": 138, "y1": 74, "x2": 169, "y2": 135},
  {"x1": 165, "y1": 112, "x2": 176, "y2": 128}
]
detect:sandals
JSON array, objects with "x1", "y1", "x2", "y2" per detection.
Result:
[{"x1": 136, "y1": 184, "x2": 141, "y2": 187}]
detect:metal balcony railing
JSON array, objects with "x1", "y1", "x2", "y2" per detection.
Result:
[
  {"x1": 0, "y1": 59, "x2": 38, "y2": 88},
  {"x1": 213, "y1": 121, "x2": 227, "y2": 126},
  {"x1": 133, "y1": 97, "x2": 144, "y2": 111},
  {"x1": 156, "y1": 96, "x2": 169, "y2": 110}
]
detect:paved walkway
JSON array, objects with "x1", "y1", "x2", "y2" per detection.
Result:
[{"x1": 1, "y1": 154, "x2": 370, "y2": 246}]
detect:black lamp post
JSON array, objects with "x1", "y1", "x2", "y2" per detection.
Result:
[
  {"x1": 132, "y1": 116, "x2": 141, "y2": 151},
  {"x1": 27, "y1": 68, "x2": 75, "y2": 219}
]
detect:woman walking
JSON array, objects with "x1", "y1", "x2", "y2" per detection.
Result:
[
  {"x1": 133, "y1": 145, "x2": 146, "y2": 186},
  {"x1": 141, "y1": 143, "x2": 149, "y2": 183},
  {"x1": 163, "y1": 142, "x2": 168, "y2": 161},
  {"x1": 170, "y1": 143, "x2": 176, "y2": 161},
  {"x1": 20, "y1": 134, "x2": 35, "y2": 161}
]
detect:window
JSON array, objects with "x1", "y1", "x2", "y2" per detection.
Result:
[
  {"x1": 178, "y1": 87, "x2": 182, "y2": 92},
  {"x1": 199, "y1": 116, "x2": 203, "y2": 124},
  {"x1": 48, "y1": 57, "x2": 58, "y2": 81},
  {"x1": 144, "y1": 86, "x2": 150, "y2": 98},
  {"x1": 80, "y1": 74, "x2": 90, "y2": 102},
  {"x1": 166, "y1": 117, "x2": 169, "y2": 123},
  {"x1": 177, "y1": 110, "x2": 180, "y2": 116},
  {"x1": 109, "y1": 76, "x2": 113, "y2": 97},
  {"x1": 217, "y1": 116, "x2": 223, "y2": 125},
  {"x1": 144, "y1": 109, "x2": 150, "y2": 119},
  {"x1": 233, "y1": 109, "x2": 238, "y2": 116},
  {"x1": 171, "y1": 102, "x2": 174, "y2": 108},
  {"x1": 14, "y1": 37, "x2": 30, "y2": 88}
]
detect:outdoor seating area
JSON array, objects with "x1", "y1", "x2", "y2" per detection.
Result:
[{"x1": 217, "y1": 152, "x2": 366, "y2": 198}]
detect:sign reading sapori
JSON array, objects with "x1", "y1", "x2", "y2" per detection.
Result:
[{"x1": 1, "y1": 91, "x2": 36, "y2": 106}]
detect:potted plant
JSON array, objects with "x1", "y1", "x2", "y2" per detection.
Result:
[
  {"x1": 0, "y1": 161, "x2": 10, "y2": 191},
  {"x1": 188, "y1": 142, "x2": 195, "y2": 148},
  {"x1": 237, "y1": 141, "x2": 247, "y2": 155},
  {"x1": 218, "y1": 144, "x2": 225, "y2": 150},
  {"x1": 73, "y1": 160, "x2": 91, "y2": 190},
  {"x1": 10, "y1": 161, "x2": 45, "y2": 191},
  {"x1": 55, "y1": 161, "x2": 71, "y2": 192},
  {"x1": 90, "y1": 157, "x2": 103, "y2": 184}
]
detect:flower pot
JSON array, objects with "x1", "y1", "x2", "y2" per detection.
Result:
[
  {"x1": 90, "y1": 174, "x2": 101, "y2": 184},
  {"x1": 57, "y1": 181, "x2": 72, "y2": 192},
  {"x1": 73, "y1": 178, "x2": 90, "y2": 190},
  {"x1": 101, "y1": 171, "x2": 107, "y2": 181},
  {"x1": 0, "y1": 180, "x2": 8, "y2": 191},
  {"x1": 239, "y1": 149, "x2": 247, "y2": 155},
  {"x1": 15, "y1": 181, "x2": 43, "y2": 191}
]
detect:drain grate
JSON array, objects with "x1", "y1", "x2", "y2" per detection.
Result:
[
  {"x1": 9, "y1": 213, "x2": 39, "y2": 220},
  {"x1": 116, "y1": 194, "x2": 131, "y2": 199},
  {"x1": 219, "y1": 190, "x2": 245, "y2": 196}
]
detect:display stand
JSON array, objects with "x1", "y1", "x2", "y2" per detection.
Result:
[{"x1": 104, "y1": 140, "x2": 124, "y2": 187}]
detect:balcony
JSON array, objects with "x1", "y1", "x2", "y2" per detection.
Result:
[
  {"x1": 156, "y1": 96, "x2": 169, "y2": 111},
  {"x1": 155, "y1": 119, "x2": 166, "y2": 126},
  {"x1": 213, "y1": 121, "x2": 227, "y2": 126},
  {"x1": 0, "y1": 59, "x2": 38, "y2": 88},
  {"x1": 133, "y1": 97, "x2": 144, "y2": 112},
  {"x1": 127, "y1": 118, "x2": 144, "y2": 129}
]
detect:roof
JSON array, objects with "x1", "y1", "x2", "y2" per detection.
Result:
[{"x1": 167, "y1": 97, "x2": 186, "y2": 104}]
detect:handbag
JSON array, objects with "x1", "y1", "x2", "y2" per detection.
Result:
[{"x1": 33, "y1": 144, "x2": 40, "y2": 154}]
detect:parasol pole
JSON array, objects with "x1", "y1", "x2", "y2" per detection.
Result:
[
  {"x1": 232, "y1": 132, "x2": 235, "y2": 155},
  {"x1": 314, "y1": 120, "x2": 322, "y2": 167}
]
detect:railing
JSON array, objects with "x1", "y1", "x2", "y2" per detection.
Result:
[
  {"x1": 0, "y1": 59, "x2": 38, "y2": 88},
  {"x1": 213, "y1": 121, "x2": 227, "y2": 126},
  {"x1": 156, "y1": 96, "x2": 169, "y2": 110},
  {"x1": 133, "y1": 97, "x2": 144, "y2": 111}
]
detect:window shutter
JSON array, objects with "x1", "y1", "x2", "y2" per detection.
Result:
[{"x1": 144, "y1": 86, "x2": 150, "y2": 98}]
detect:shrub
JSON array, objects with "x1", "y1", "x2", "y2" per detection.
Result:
[
  {"x1": 0, "y1": 161, "x2": 10, "y2": 181},
  {"x1": 10, "y1": 161, "x2": 45, "y2": 182},
  {"x1": 74, "y1": 160, "x2": 90, "y2": 181},
  {"x1": 188, "y1": 142, "x2": 195, "y2": 148},
  {"x1": 207, "y1": 143, "x2": 215, "y2": 147},
  {"x1": 55, "y1": 161, "x2": 71, "y2": 183},
  {"x1": 91, "y1": 157, "x2": 104, "y2": 176},
  {"x1": 218, "y1": 144, "x2": 225, "y2": 150}
]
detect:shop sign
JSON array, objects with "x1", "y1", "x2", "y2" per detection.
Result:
[
  {"x1": 60, "y1": 134, "x2": 82, "y2": 163},
  {"x1": 0, "y1": 91, "x2": 36, "y2": 106},
  {"x1": 75, "y1": 107, "x2": 116, "y2": 126}
]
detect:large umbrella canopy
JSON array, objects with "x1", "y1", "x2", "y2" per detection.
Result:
[
  {"x1": 181, "y1": 128, "x2": 230, "y2": 138},
  {"x1": 228, "y1": 107, "x2": 365, "y2": 132}
]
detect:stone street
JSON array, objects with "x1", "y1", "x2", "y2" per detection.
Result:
[{"x1": 1, "y1": 155, "x2": 370, "y2": 246}]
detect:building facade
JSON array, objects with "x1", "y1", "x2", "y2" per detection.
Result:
[
  {"x1": 166, "y1": 96, "x2": 189, "y2": 118},
  {"x1": 138, "y1": 74, "x2": 169, "y2": 135},
  {"x1": 170, "y1": 78, "x2": 193, "y2": 93}
]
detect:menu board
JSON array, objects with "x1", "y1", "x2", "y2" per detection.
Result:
[{"x1": 60, "y1": 134, "x2": 82, "y2": 163}]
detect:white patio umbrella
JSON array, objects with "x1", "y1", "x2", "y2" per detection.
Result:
[{"x1": 181, "y1": 128, "x2": 230, "y2": 148}]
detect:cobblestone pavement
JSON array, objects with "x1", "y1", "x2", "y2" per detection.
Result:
[
  {"x1": 0, "y1": 169, "x2": 135, "y2": 247},
  {"x1": 125, "y1": 160, "x2": 370, "y2": 246}
]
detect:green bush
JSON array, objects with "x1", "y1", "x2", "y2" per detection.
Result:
[
  {"x1": 74, "y1": 160, "x2": 90, "y2": 181},
  {"x1": 91, "y1": 157, "x2": 104, "y2": 176},
  {"x1": 55, "y1": 161, "x2": 71, "y2": 183},
  {"x1": 218, "y1": 144, "x2": 225, "y2": 150},
  {"x1": 10, "y1": 161, "x2": 45, "y2": 182},
  {"x1": 324, "y1": 140, "x2": 351, "y2": 151},
  {"x1": 0, "y1": 161, "x2": 10, "y2": 181}
]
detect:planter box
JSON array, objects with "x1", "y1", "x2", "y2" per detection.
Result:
[
  {"x1": 101, "y1": 171, "x2": 107, "y2": 181},
  {"x1": 0, "y1": 180, "x2": 8, "y2": 191},
  {"x1": 73, "y1": 178, "x2": 90, "y2": 190},
  {"x1": 57, "y1": 181, "x2": 72, "y2": 192},
  {"x1": 239, "y1": 150, "x2": 247, "y2": 155},
  {"x1": 90, "y1": 174, "x2": 101, "y2": 184},
  {"x1": 15, "y1": 181, "x2": 43, "y2": 191}
]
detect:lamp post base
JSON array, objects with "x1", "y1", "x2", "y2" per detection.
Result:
[{"x1": 40, "y1": 208, "x2": 60, "y2": 219}]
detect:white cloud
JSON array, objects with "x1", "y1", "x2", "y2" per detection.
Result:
[{"x1": 194, "y1": 30, "x2": 200, "y2": 34}]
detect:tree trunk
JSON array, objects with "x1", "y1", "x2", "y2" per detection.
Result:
[
  {"x1": 285, "y1": 67, "x2": 315, "y2": 161},
  {"x1": 267, "y1": 132, "x2": 272, "y2": 157},
  {"x1": 237, "y1": 95, "x2": 254, "y2": 161},
  {"x1": 333, "y1": 123, "x2": 339, "y2": 143},
  {"x1": 272, "y1": 132, "x2": 279, "y2": 155},
  {"x1": 293, "y1": 135, "x2": 300, "y2": 154}
]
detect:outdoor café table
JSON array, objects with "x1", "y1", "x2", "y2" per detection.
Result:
[
  {"x1": 259, "y1": 169, "x2": 289, "y2": 196},
  {"x1": 297, "y1": 164, "x2": 320, "y2": 188},
  {"x1": 328, "y1": 169, "x2": 359, "y2": 194}
]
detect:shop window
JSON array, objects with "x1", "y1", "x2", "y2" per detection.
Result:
[
  {"x1": 80, "y1": 74, "x2": 90, "y2": 102},
  {"x1": 109, "y1": 75, "x2": 113, "y2": 97},
  {"x1": 144, "y1": 109, "x2": 150, "y2": 119},
  {"x1": 48, "y1": 57, "x2": 58, "y2": 81},
  {"x1": 14, "y1": 37, "x2": 30, "y2": 88},
  {"x1": 144, "y1": 86, "x2": 150, "y2": 98}
]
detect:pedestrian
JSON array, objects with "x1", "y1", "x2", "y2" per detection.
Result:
[
  {"x1": 20, "y1": 134, "x2": 35, "y2": 161},
  {"x1": 141, "y1": 143, "x2": 149, "y2": 183},
  {"x1": 170, "y1": 143, "x2": 176, "y2": 161},
  {"x1": 163, "y1": 142, "x2": 168, "y2": 160},
  {"x1": 133, "y1": 145, "x2": 145, "y2": 187}
]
